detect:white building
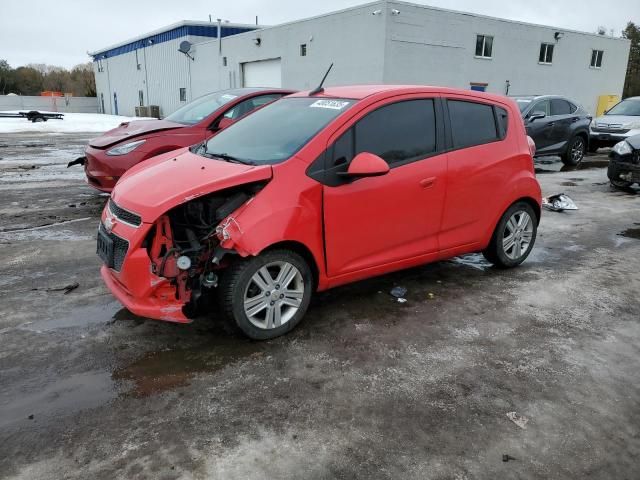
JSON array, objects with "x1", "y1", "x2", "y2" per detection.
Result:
[{"x1": 90, "y1": 0, "x2": 631, "y2": 117}]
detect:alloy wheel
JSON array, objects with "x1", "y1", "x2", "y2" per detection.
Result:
[
  {"x1": 243, "y1": 261, "x2": 304, "y2": 329},
  {"x1": 571, "y1": 138, "x2": 585, "y2": 163},
  {"x1": 502, "y1": 210, "x2": 534, "y2": 260}
]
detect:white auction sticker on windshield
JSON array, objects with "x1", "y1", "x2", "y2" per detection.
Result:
[{"x1": 310, "y1": 100, "x2": 350, "y2": 110}]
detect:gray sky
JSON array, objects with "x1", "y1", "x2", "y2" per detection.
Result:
[{"x1": 1, "y1": 0, "x2": 637, "y2": 69}]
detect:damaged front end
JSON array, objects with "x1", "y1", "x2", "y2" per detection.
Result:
[
  {"x1": 100, "y1": 182, "x2": 266, "y2": 323},
  {"x1": 608, "y1": 138, "x2": 640, "y2": 186}
]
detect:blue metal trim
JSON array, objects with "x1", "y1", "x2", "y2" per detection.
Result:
[{"x1": 92, "y1": 25, "x2": 256, "y2": 61}]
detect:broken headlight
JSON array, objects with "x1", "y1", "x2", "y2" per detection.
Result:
[{"x1": 612, "y1": 141, "x2": 633, "y2": 157}]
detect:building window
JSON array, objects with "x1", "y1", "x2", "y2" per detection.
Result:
[
  {"x1": 138, "y1": 90, "x2": 144, "y2": 107},
  {"x1": 223, "y1": 56, "x2": 227, "y2": 66},
  {"x1": 539, "y1": 43, "x2": 554, "y2": 64},
  {"x1": 179, "y1": 88, "x2": 187, "y2": 102},
  {"x1": 300, "y1": 44, "x2": 307, "y2": 56},
  {"x1": 475, "y1": 35, "x2": 493, "y2": 58},
  {"x1": 590, "y1": 50, "x2": 604, "y2": 68}
]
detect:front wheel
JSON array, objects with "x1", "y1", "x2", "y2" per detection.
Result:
[
  {"x1": 218, "y1": 249, "x2": 313, "y2": 340},
  {"x1": 483, "y1": 202, "x2": 537, "y2": 268},
  {"x1": 610, "y1": 178, "x2": 633, "y2": 189},
  {"x1": 561, "y1": 135, "x2": 585, "y2": 166}
]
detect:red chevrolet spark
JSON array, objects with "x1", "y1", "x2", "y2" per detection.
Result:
[
  {"x1": 98, "y1": 85, "x2": 541, "y2": 339},
  {"x1": 77, "y1": 88, "x2": 294, "y2": 192}
]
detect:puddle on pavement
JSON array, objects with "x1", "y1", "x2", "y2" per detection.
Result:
[
  {"x1": 113, "y1": 339, "x2": 263, "y2": 398},
  {"x1": 0, "y1": 371, "x2": 117, "y2": 429},
  {"x1": 23, "y1": 302, "x2": 135, "y2": 332},
  {"x1": 561, "y1": 182, "x2": 578, "y2": 186},
  {"x1": 618, "y1": 227, "x2": 640, "y2": 240}
]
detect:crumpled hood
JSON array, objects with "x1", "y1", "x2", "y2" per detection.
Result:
[
  {"x1": 626, "y1": 134, "x2": 640, "y2": 150},
  {"x1": 111, "y1": 149, "x2": 272, "y2": 222},
  {"x1": 89, "y1": 119, "x2": 184, "y2": 148}
]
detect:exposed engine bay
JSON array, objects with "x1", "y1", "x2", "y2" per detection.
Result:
[{"x1": 144, "y1": 182, "x2": 266, "y2": 317}]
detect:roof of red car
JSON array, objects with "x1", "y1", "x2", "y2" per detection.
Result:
[{"x1": 290, "y1": 85, "x2": 509, "y2": 103}]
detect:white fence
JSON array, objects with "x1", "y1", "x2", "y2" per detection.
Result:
[{"x1": 0, "y1": 95, "x2": 99, "y2": 113}]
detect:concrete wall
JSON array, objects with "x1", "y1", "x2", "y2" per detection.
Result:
[
  {"x1": 0, "y1": 95, "x2": 98, "y2": 113},
  {"x1": 383, "y1": 1, "x2": 631, "y2": 114}
]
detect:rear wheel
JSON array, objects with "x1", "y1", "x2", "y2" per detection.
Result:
[
  {"x1": 218, "y1": 249, "x2": 313, "y2": 340},
  {"x1": 561, "y1": 135, "x2": 585, "y2": 165},
  {"x1": 483, "y1": 202, "x2": 537, "y2": 268}
]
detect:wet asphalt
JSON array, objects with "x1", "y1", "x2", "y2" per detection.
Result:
[{"x1": 0, "y1": 133, "x2": 639, "y2": 479}]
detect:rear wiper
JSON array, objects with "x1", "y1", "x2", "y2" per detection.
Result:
[{"x1": 207, "y1": 152, "x2": 254, "y2": 165}]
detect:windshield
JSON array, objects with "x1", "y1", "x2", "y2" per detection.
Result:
[
  {"x1": 201, "y1": 97, "x2": 355, "y2": 164},
  {"x1": 165, "y1": 91, "x2": 240, "y2": 125},
  {"x1": 513, "y1": 98, "x2": 533, "y2": 113},
  {"x1": 606, "y1": 99, "x2": 640, "y2": 116}
]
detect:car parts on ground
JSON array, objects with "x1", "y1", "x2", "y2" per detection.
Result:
[
  {"x1": 542, "y1": 193, "x2": 579, "y2": 212},
  {"x1": 607, "y1": 135, "x2": 640, "y2": 189}
]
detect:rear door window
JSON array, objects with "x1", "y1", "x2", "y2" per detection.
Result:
[
  {"x1": 447, "y1": 100, "x2": 499, "y2": 149},
  {"x1": 353, "y1": 99, "x2": 437, "y2": 167},
  {"x1": 550, "y1": 99, "x2": 572, "y2": 116}
]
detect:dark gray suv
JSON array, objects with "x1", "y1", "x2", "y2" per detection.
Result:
[{"x1": 512, "y1": 95, "x2": 592, "y2": 166}]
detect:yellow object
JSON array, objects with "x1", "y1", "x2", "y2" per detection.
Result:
[{"x1": 596, "y1": 95, "x2": 620, "y2": 116}]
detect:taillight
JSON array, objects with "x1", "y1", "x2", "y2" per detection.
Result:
[{"x1": 527, "y1": 136, "x2": 536, "y2": 157}]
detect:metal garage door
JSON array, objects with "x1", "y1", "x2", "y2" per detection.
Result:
[{"x1": 242, "y1": 58, "x2": 282, "y2": 88}]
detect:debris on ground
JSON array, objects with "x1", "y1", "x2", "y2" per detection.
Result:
[
  {"x1": 427, "y1": 292, "x2": 435, "y2": 299},
  {"x1": 397, "y1": 298, "x2": 407, "y2": 304},
  {"x1": 502, "y1": 454, "x2": 516, "y2": 462},
  {"x1": 390, "y1": 286, "x2": 407, "y2": 298},
  {"x1": 32, "y1": 282, "x2": 80, "y2": 295},
  {"x1": 542, "y1": 193, "x2": 578, "y2": 212},
  {"x1": 506, "y1": 411, "x2": 529, "y2": 429}
]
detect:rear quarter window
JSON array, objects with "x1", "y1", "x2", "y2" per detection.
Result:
[{"x1": 447, "y1": 100, "x2": 499, "y2": 149}]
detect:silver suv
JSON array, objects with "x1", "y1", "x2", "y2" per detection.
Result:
[{"x1": 590, "y1": 97, "x2": 640, "y2": 152}]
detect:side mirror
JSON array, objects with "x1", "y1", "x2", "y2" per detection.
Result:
[
  {"x1": 337, "y1": 152, "x2": 390, "y2": 178},
  {"x1": 214, "y1": 116, "x2": 234, "y2": 131},
  {"x1": 528, "y1": 111, "x2": 546, "y2": 122}
]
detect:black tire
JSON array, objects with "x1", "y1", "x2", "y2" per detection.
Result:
[
  {"x1": 217, "y1": 249, "x2": 313, "y2": 340},
  {"x1": 607, "y1": 163, "x2": 634, "y2": 189},
  {"x1": 561, "y1": 135, "x2": 586, "y2": 166},
  {"x1": 610, "y1": 178, "x2": 633, "y2": 189},
  {"x1": 483, "y1": 201, "x2": 538, "y2": 268}
]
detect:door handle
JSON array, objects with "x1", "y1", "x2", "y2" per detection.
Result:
[
  {"x1": 546, "y1": 122, "x2": 555, "y2": 127},
  {"x1": 420, "y1": 177, "x2": 436, "y2": 188}
]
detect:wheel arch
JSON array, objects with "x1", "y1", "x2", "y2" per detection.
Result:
[{"x1": 261, "y1": 240, "x2": 320, "y2": 290}]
